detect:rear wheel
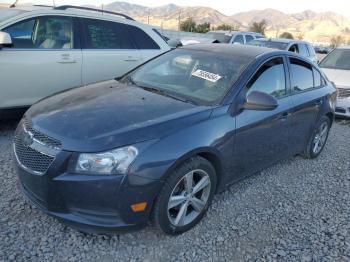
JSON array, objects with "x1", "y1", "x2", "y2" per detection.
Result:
[
  {"x1": 153, "y1": 156, "x2": 217, "y2": 235},
  {"x1": 303, "y1": 116, "x2": 330, "y2": 159}
]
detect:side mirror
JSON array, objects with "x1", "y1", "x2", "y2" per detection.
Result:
[
  {"x1": 244, "y1": 91, "x2": 278, "y2": 111},
  {"x1": 0, "y1": 31, "x2": 12, "y2": 47}
]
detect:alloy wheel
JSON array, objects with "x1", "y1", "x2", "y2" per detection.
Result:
[
  {"x1": 167, "y1": 169, "x2": 211, "y2": 227},
  {"x1": 312, "y1": 122, "x2": 329, "y2": 154}
]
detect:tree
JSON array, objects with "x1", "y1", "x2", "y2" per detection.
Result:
[
  {"x1": 196, "y1": 22, "x2": 211, "y2": 33},
  {"x1": 296, "y1": 32, "x2": 304, "y2": 40},
  {"x1": 249, "y1": 20, "x2": 267, "y2": 36},
  {"x1": 279, "y1": 32, "x2": 294, "y2": 39},
  {"x1": 215, "y1": 23, "x2": 240, "y2": 31},
  {"x1": 330, "y1": 35, "x2": 345, "y2": 48},
  {"x1": 180, "y1": 17, "x2": 196, "y2": 32}
]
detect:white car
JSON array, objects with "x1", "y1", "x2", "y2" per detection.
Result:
[
  {"x1": 0, "y1": 5, "x2": 170, "y2": 112},
  {"x1": 206, "y1": 30, "x2": 264, "y2": 44},
  {"x1": 319, "y1": 46, "x2": 350, "y2": 117}
]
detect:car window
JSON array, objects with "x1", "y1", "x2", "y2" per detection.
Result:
[
  {"x1": 128, "y1": 26, "x2": 160, "y2": 49},
  {"x1": 233, "y1": 34, "x2": 244, "y2": 44},
  {"x1": 247, "y1": 57, "x2": 286, "y2": 98},
  {"x1": 299, "y1": 44, "x2": 309, "y2": 56},
  {"x1": 245, "y1": 35, "x2": 254, "y2": 43},
  {"x1": 288, "y1": 44, "x2": 299, "y2": 53},
  {"x1": 319, "y1": 49, "x2": 350, "y2": 70},
  {"x1": 290, "y1": 58, "x2": 314, "y2": 92},
  {"x1": 4, "y1": 16, "x2": 73, "y2": 49},
  {"x1": 307, "y1": 45, "x2": 316, "y2": 56},
  {"x1": 82, "y1": 18, "x2": 136, "y2": 49},
  {"x1": 313, "y1": 68, "x2": 325, "y2": 87},
  {"x1": 120, "y1": 49, "x2": 253, "y2": 105}
]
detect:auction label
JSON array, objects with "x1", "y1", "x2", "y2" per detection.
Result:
[{"x1": 192, "y1": 69, "x2": 222, "y2": 83}]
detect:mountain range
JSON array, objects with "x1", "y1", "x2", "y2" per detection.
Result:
[{"x1": 101, "y1": 2, "x2": 350, "y2": 43}]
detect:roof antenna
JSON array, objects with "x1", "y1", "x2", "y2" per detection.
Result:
[{"x1": 10, "y1": 0, "x2": 19, "y2": 8}]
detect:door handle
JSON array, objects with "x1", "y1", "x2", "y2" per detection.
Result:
[
  {"x1": 58, "y1": 53, "x2": 77, "y2": 64},
  {"x1": 278, "y1": 112, "x2": 291, "y2": 121}
]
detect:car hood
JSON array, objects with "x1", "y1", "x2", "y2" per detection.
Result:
[
  {"x1": 26, "y1": 80, "x2": 212, "y2": 152},
  {"x1": 322, "y1": 68, "x2": 350, "y2": 88}
]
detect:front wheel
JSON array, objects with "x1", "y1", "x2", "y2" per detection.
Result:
[
  {"x1": 303, "y1": 116, "x2": 330, "y2": 159},
  {"x1": 153, "y1": 156, "x2": 217, "y2": 235}
]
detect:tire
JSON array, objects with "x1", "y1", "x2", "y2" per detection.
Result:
[
  {"x1": 303, "y1": 116, "x2": 330, "y2": 159},
  {"x1": 153, "y1": 156, "x2": 217, "y2": 235}
]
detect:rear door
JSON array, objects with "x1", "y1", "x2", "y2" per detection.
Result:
[
  {"x1": 287, "y1": 56, "x2": 324, "y2": 153},
  {"x1": 0, "y1": 15, "x2": 82, "y2": 108},
  {"x1": 233, "y1": 57, "x2": 293, "y2": 179},
  {"x1": 80, "y1": 18, "x2": 142, "y2": 84}
]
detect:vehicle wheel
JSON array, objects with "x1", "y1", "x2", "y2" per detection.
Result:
[
  {"x1": 303, "y1": 116, "x2": 330, "y2": 159},
  {"x1": 153, "y1": 156, "x2": 217, "y2": 235}
]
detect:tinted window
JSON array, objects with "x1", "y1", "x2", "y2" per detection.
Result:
[
  {"x1": 290, "y1": 58, "x2": 314, "y2": 92},
  {"x1": 319, "y1": 49, "x2": 350, "y2": 70},
  {"x1": 233, "y1": 34, "x2": 244, "y2": 44},
  {"x1": 249, "y1": 40, "x2": 289, "y2": 50},
  {"x1": 4, "y1": 16, "x2": 73, "y2": 49},
  {"x1": 289, "y1": 44, "x2": 299, "y2": 53},
  {"x1": 120, "y1": 49, "x2": 253, "y2": 105},
  {"x1": 299, "y1": 44, "x2": 309, "y2": 56},
  {"x1": 129, "y1": 26, "x2": 160, "y2": 49},
  {"x1": 245, "y1": 35, "x2": 254, "y2": 43},
  {"x1": 82, "y1": 19, "x2": 135, "y2": 49},
  {"x1": 247, "y1": 57, "x2": 286, "y2": 98}
]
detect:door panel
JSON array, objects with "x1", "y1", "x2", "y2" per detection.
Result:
[
  {"x1": 232, "y1": 57, "x2": 293, "y2": 179},
  {"x1": 0, "y1": 15, "x2": 82, "y2": 108}
]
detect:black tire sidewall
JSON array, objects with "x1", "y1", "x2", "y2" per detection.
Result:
[{"x1": 155, "y1": 157, "x2": 217, "y2": 235}]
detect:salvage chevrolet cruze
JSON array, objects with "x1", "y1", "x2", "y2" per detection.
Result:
[{"x1": 14, "y1": 44, "x2": 337, "y2": 235}]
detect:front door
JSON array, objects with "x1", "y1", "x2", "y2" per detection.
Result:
[
  {"x1": 232, "y1": 57, "x2": 293, "y2": 180},
  {"x1": 0, "y1": 15, "x2": 82, "y2": 108}
]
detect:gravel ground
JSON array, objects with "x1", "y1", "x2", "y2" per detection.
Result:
[{"x1": 0, "y1": 119, "x2": 349, "y2": 262}]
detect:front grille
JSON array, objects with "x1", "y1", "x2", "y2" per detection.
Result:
[
  {"x1": 14, "y1": 120, "x2": 61, "y2": 175},
  {"x1": 337, "y1": 88, "x2": 350, "y2": 98}
]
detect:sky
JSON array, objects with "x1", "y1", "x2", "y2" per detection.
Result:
[{"x1": 1, "y1": 0, "x2": 350, "y2": 17}]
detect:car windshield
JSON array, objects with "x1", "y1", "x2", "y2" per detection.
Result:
[
  {"x1": 319, "y1": 49, "x2": 350, "y2": 70},
  {"x1": 120, "y1": 49, "x2": 252, "y2": 105},
  {"x1": 249, "y1": 40, "x2": 289, "y2": 50},
  {"x1": 0, "y1": 9, "x2": 26, "y2": 23},
  {"x1": 206, "y1": 32, "x2": 232, "y2": 43}
]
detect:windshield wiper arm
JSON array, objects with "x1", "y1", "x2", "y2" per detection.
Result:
[{"x1": 138, "y1": 86, "x2": 195, "y2": 104}]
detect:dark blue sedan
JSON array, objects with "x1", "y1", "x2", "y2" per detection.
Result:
[{"x1": 14, "y1": 44, "x2": 337, "y2": 235}]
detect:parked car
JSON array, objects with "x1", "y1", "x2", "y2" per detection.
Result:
[
  {"x1": 206, "y1": 30, "x2": 263, "y2": 44},
  {"x1": 319, "y1": 46, "x2": 350, "y2": 117},
  {"x1": 14, "y1": 44, "x2": 336, "y2": 235},
  {"x1": 167, "y1": 37, "x2": 219, "y2": 48},
  {"x1": 249, "y1": 38, "x2": 318, "y2": 64},
  {"x1": 0, "y1": 5, "x2": 170, "y2": 113}
]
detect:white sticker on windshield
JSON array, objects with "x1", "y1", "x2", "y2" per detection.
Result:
[{"x1": 191, "y1": 69, "x2": 222, "y2": 83}]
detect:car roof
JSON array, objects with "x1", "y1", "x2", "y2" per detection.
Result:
[
  {"x1": 255, "y1": 38, "x2": 307, "y2": 44},
  {"x1": 181, "y1": 44, "x2": 277, "y2": 58},
  {"x1": 338, "y1": 45, "x2": 350, "y2": 49},
  {"x1": 208, "y1": 30, "x2": 262, "y2": 36}
]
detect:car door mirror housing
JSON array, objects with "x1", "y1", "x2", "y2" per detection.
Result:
[
  {"x1": 244, "y1": 91, "x2": 278, "y2": 111},
  {"x1": 0, "y1": 31, "x2": 12, "y2": 47}
]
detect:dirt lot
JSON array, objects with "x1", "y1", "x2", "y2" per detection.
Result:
[{"x1": 0, "y1": 119, "x2": 349, "y2": 261}]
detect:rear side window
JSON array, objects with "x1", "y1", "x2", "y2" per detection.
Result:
[
  {"x1": 245, "y1": 35, "x2": 254, "y2": 43},
  {"x1": 233, "y1": 34, "x2": 244, "y2": 44},
  {"x1": 290, "y1": 58, "x2": 314, "y2": 92},
  {"x1": 128, "y1": 26, "x2": 160, "y2": 49},
  {"x1": 307, "y1": 45, "x2": 316, "y2": 56},
  {"x1": 82, "y1": 18, "x2": 136, "y2": 49},
  {"x1": 299, "y1": 44, "x2": 309, "y2": 56},
  {"x1": 247, "y1": 57, "x2": 286, "y2": 98}
]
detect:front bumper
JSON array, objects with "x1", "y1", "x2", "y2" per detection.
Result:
[
  {"x1": 335, "y1": 97, "x2": 350, "y2": 117},
  {"x1": 15, "y1": 152, "x2": 163, "y2": 234}
]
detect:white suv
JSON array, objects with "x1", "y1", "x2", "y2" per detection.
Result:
[{"x1": 0, "y1": 5, "x2": 170, "y2": 111}]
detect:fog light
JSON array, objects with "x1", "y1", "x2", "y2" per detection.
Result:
[{"x1": 131, "y1": 202, "x2": 147, "y2": 212}]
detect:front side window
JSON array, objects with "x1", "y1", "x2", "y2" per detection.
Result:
[
  {"x1": 247, "y1": 57, "x2": 286, "y2": 98},
  {"x1": 319, "y1": 49, "x2": 350, "y2": 70},
  {"x1": 82, "y1": 18, "x2": 136, "y2": 49},
  {"x1": 233, "y1": 34, "x2": 244, "y2": 44},
  {"x1": 128, "y1": 26, "x2": 160, "y2": 49},
  {"x1": 120, "y1": 49, "x2": 253, "y2": 105},
  {"x1": 290, "y1": 58, "x2": 314, "y2": 92},
  {"x1": 4, "y1": 16, "x2": 73, "y2": 49},
  {"x1": 245, "y1": 35, "x2": 254, "y2": 43}
]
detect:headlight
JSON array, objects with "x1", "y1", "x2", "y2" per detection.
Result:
[{"x1": 75, "y1": 146, "x2": 138, "y2": 175}]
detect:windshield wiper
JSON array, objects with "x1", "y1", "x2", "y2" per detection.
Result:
[{"x1": 138, "y1": 86, "x2": 195, "y2": 104}]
